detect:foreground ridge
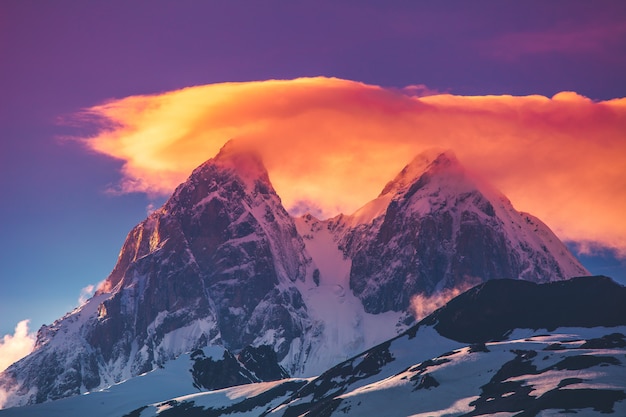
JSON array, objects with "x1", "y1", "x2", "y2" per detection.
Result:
[{"x1": 3, "y1": 276, "x2": 625, "y2": 417}]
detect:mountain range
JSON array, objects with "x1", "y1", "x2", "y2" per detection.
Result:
[
  {"x1": 3, "y1": 277, "x2": 625, "y2": 416},
  {"x1": 0, "y1": 141, "x2": 603, "y2": 415}
]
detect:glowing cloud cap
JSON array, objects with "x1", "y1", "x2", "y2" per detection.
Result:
[{"x1": 78, "y1": 77, "x2": 626, "y2": 256}]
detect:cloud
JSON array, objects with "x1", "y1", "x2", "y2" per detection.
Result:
[
  {"x1": 0, "y1": 320, "x2": 35, "y2": 373},
  {"x1": 78, "y1": 284, "x2": 96, "y2": 306},
  {"x1": 400, "y1": 84, "x2": 443, "y2": 97},
  {"x1": 145, "y1": 203, "x2": 157, "y2": 215},
  {"x1": 77, "y1": 77, "x2": 626, "y2": 257},
  {"x1": 480, "y1": 21, "x2": 626, "y2": 61},
  {"x1": 410, "y1": 279, "x2": 481, "y2": 320}
]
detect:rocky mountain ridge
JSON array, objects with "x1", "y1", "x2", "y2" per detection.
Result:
[
  {"x1": 3, "y1": 276, "x2": 624, "y2": 417},
  {"x1": 0, "y1": 142, "x2": 589, "y2": 409}
]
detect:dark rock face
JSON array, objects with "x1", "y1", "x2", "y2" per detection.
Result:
[
  {"x1": 190, "y1": 349, "x2": 257, "y2": 391},
  {"x1": 0, "y1": 348, "x2": 102, "y2": 405},
  {"x1": 272, "y1": 341, "x2": 397, "y2": 416},
  {"x1": 238, "y1": 345, "x2": 289, "y2": 381},
  {"x1": 348, "y1": 205, "x2": 519, "y2": 313},
  {"x1": 462, "y1": 349, "x2": 626, "y2": 417},
  {"x1": 90, "y1": 145, "x2": 310, "y2": 360},
  {"x1": 349, "y1": 210, "x2": 456, "y2": 313},
  {"x1": 107, "y1": 147, "x2": 308, "y2": 352},
  {"x1": 579, "y1": 333, "x2": 626, "y2": 349},
  {"x1": 427, "y1": 276, "x2": 626, "y2": 343}
]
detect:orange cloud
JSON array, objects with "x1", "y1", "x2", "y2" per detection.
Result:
[
  {"x1": 78, "y1": 77, "x2": 626, "y2": 256},
  {"x1": 411, "y1": 278, "x2": 480, "y2": 320}
]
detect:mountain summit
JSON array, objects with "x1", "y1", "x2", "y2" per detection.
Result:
[
  {"x1": 0, "y1": 144, "x2": 588, "y2": 409},
  {"x1": 335, "y1": 150, "x2": 588, "y2": 313},
  {"x1": 0, "y1": 141, "x2": 312, "y2": 407}
]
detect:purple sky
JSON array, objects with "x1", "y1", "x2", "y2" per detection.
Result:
[{"x1": 1, "y1": 1, "x2": 625, "y2": 337}]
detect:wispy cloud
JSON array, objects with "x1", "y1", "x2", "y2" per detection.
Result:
[
  {"x1": 78, "y1": 284, "x2": 96, "y2": 306},
  {"x1": 480, "y1": 21, "x2": 626, "y2": 61},
  {"x1": 145, "y1": 203, "x2": 157, "y2": 216},
  {"x1": 76, "y1": 77, "x2": 626, "y2": 257},
  {"x1": 0, "y1": 320, "x2": 35, "y2": 373},
  {"x1": 400, "y1": 84, "x2": 444, "y2": 97},
  {"x1": 411, "y1": 279, "x2": 480, "y2": 320}
]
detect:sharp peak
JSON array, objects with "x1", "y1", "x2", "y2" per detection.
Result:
[
  {"x1": 380, "y1": 148, "x2": 461, "y2": 196},
  {"x1": 198, "y1": 139, "x2": 271, "y2": 184},
  {"x1": 214, "y1": 139, "x2": 265, "y2": 168},
  {"x1": 215, "y1": 138, "x2": 261, "y2": 159},
  {"x1": 406, "y1": 148, "x2": 461, "y2": 172}
]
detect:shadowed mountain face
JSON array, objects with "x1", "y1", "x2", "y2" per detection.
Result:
[
  {"x1": 427, "y1": 275, "x2": 626, "y2": 343},
  {"x1": 340, "y1": 152, "x2": 588, "y2": 314},
  {"x1": 0, "y1": 143, "x2": 312, "y2": 407},
  {"x1": 0, "y1": 145, "x2": 589, "y2": 409},
  {"x1": 90, "y1": 143, "x2": 311, "y2": 362}
]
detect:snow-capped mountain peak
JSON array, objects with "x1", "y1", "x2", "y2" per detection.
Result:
[
  {"x1": 348, "y1": 149, "x2": 451, "y2": 226},
  {"x1": 0, "y1": 145, "x2": 592, "y2": 410},
  {"x1": 342, "y1": 149, "x2": 588, "y2": 314},
  {"x1": 380, "y1": 148, "x2": 456, "y2": 196},
  {"x1": 202, "y1": 139, "x2": 271, "y2": 193},
  {"x1": 0, "y1": 142, "x2": 312, "y2": 408}
]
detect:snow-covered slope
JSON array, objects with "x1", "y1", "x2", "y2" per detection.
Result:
[
  {"x1": 266, "y1": 276, "x2": 626, "y2": 416},
  {"x1": 282, "y1": 328, "x2": 626, "y2": 417},
  {"x1": 0, "y1": 345, "x2": 301, "y2": 417},
  {"x1": 289, "y1": 214, "x2": 408, "y2": 377},
  {"x1": 6, "y1": 276, "x2": 622, "y2": 417},
  {"x1": 0, "y1": 146, "x2": 591, "y2": 410}
]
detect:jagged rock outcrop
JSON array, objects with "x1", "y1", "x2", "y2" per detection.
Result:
[{"x1": 189, "y1": 345, "x2": 289, "y2": 391}]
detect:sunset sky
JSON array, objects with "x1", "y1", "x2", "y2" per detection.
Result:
[{"x1": 1, "y1": 1, "x2": 625, "y2": 354}]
